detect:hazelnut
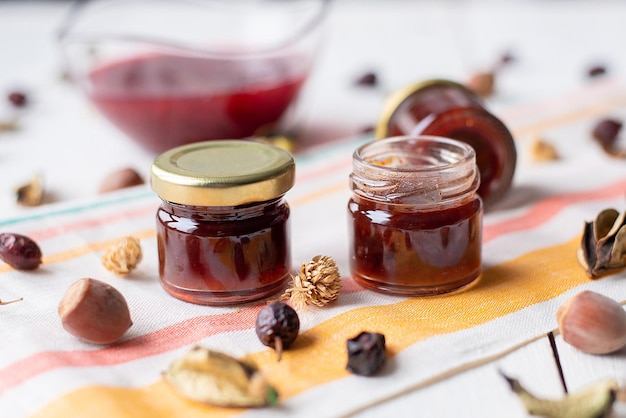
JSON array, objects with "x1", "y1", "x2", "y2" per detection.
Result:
[
  {"x1": 98, "y1": 167, "x2": 144, "y2": 194},
  {"x1": 466, "y1": 72, "x2": 495, "y2": 97},
  {"x1": 557, "y1": 290, "x2": 626, "y2": 354},
  {"x1": 58, "y1": 278, "x2": 132, "y2": 345}
]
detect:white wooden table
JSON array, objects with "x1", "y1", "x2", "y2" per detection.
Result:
[{"x1": 2, "y1": 1, "x2": 626, "y2": 416}]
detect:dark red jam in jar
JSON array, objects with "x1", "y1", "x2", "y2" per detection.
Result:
[
  {"x1": 151, "y1": 140, "x2": 295, "y2": 305},
  {"x1": 348, "y1": 135, "x2": 483, "y2": 296},
  {"x1": 375, "y1": 79, "x2": 516, "y2": 206}
]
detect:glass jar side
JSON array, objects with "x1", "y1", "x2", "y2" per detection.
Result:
[
  {"x1": 348, "y1": 135, "x2": 483, "y2": 296},
  {"x1": 156, "y1": 197, "x2": 291, "y2": 305}
]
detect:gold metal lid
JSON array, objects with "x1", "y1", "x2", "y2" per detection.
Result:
[
  {"x1": 375, "y1": 79, "x2": 479, "y2": 139},
  {"x1": 151, "y1": 140, "x2": 295, "y2": 206}
]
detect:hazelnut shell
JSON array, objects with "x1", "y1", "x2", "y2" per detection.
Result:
[
  {"x1": 58, "y1": 278, "x2": 132, "y2": 345},
  {"x1": 557, "y1": 290, "x2": 626, "y2": 354}
]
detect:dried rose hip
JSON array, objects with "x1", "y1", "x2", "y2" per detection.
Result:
[
  {"x1": 255, "y1": 301, "x2": 300, "y2": 361},
  {"x1": 0, "y1": 232, "x2": 42, "y2": 270},
  {"x1": 592, "y1": 118, "x2": 622, "y2": 149},
  {"x1": 346, "y1": 331, "x2": 386, "y2": 376}
]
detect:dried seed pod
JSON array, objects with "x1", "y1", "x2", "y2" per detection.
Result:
[
  {"x1": 529, "y1": 137, "x2": 559, "y2": 162},
  {"x1": 557, "y1": 290, "x2": 626, "y2": 355},
  {"x1": 165, "y1": 346, "x2": 278, "y2": 407},
  {"x1": 502, "y1": 372, "x2": 618, "y2": 418},
  {"x1": 577, "y1": 208, "x2": 626, "y2": 278},
  {"x1": 282, "y1": 255, "x2": 341, "y2": 310},
  {"x1": 592, "y1": 118, "x2": 622, "y2": 150},
  {"x1": 15, "y1": 173, "x2": 44, "y2": 207},
  {"x1": 346, "y1": 331, "x2": 386, "y2": 376},
  {"x1": 101, "y1": 236, "x2": 143, "y2": 275},
  {"x1": 58, "y1": 278, "x2": 132, "y2": 345},
  {"x1": 0, "y1": 232, "x2": 42, "y2": 270},
  {"x1": 255, "y1": 301, "x2": 300, "y2": 361}
]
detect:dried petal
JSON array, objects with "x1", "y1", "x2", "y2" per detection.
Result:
[{"x1": 164, "y1": 346, "x2": 278, "y2": 408}]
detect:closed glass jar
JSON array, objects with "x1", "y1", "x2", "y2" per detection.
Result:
[
  {"x1": 348, "y1": 135, "x2": 483, "y2": 296},
  {"x1": 375, "y1": 79, "x2": 516, "y2": 206},
  {"x1": 151, "y1": 140, "x2": 295, "y2": 305}
]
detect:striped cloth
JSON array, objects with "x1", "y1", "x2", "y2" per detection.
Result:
[{"x1": 3, "y1": 79, "x2": 626, "y2": 418}]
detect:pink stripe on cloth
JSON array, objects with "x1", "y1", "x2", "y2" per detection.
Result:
[
  {"x1": 0, "y1": 279, "x2": 362, "y2": 395},
  {"x1": 484, "y1": 177, "x2": 626, "y2": 244}
]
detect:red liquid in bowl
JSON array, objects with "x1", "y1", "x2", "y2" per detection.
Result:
[{"x1": 88, "y1": 53, "x2": 307, "y2": 152}]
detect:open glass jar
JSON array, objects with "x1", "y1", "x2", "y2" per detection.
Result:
[
  {"x1": 375, "y1": 79, "x2": 516, "y2": 206},
  {"x1": 151, "y1": 140, "x2": 295, "y2": 305},
  {"x1": 348, "y1": 135, "x2": 482, "y2": 296}
]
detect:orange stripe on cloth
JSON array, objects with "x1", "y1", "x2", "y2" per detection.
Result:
[{"x1": 31, "y1": 236, "x2": 589, "y2": 418}]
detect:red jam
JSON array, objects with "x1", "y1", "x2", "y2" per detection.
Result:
[
  {"x1": 348, "y1": 136, "x2": 483, "y2": 296},
  {"x1": 156, "y1": 199, "x2": 291, "y2": 305},
  {"x1": 89, "y1": 52, "x2": 307, "y2": 153},
  {"x1": 151, "y1": 140, "x2": 295, "y2": 305},
  {"x1": 375, "y1": 79, "x2": 516, "y2": 206}
]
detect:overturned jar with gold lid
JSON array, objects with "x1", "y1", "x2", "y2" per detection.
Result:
[
  {"x1": 376, "y1": 79, "x2": 516, "y2": 206},
  {"x1": 151, "y1": 140, "x2": 295, "y2": 305}
]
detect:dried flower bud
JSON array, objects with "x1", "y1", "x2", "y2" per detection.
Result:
[
  {"x1": 15, "y1": 173, "x2": 44, "y2": 207},
  {"x1": 282, "y1": 255, "x2": 341, "y2": 310},
  {"x1": 529, "y1": 137, "x2": 559, "y2": 162},
  {"x1": 102, "y1": 236, "x2": 142, "y2": 275}
]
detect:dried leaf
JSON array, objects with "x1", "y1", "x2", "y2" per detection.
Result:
[
  {"x1": 502, "y1": 372, "x2": 617, "y2": 418},
  {"x1": 164, "y1": 346, "x2": 278, "y2": 408}
]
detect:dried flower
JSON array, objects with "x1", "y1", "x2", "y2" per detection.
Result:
[
  {"x1": 102, "y1": 236, "x2": 142, "y2": 275},
  {"x1": 282, "y1": 255, "x2": 341, "y2": 310},
  {"x1": 529, "y1": 137, "x2": 559, "y2": 162},
  {"x1": 577, "y1": 208, "x2": 626, "y2": 278}
]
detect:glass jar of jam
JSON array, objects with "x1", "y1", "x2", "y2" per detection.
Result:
[
  {"x1": 375, "y1": 79, "x2": 516, "y2": 206},
  {"x1": 348, "y1": 135, "x2": 482, "y2": 296},
  {"x1": 151, "y1": 140, "x2": 295, "y2": 305}
]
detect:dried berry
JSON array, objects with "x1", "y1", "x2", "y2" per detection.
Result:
[
  {"x1": 0, "y1": 232, "x2": 42, "y2": 270},
  {"x1": 592, "y1": 118, "x2": 622, "y2": 149},
  {"x1": 346, "y1": 331, "x2": 386, "y2": 376},
  {"x1": 587, "y1": 65, "x2": 607, "y2": 78},
  {"x1": 255, "y1": 301, "x2": 300, "y2": 361},
  {"x1": 58, "y1": 278, "x2": 132, "y2": 345},
  {"x1": 7, "y1": 91, "x2": 27, "y2": 108},
  {"x1": 98, "y1": 167, "x2": 145, "y2": 194},
  {"x1": 354, "y1": 71, "x2": 378, "y2": 87}
]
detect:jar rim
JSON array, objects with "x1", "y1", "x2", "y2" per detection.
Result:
[
  {"x1": 354, "y1": 135, "x2": 476, "y2": 172},
  {"x1": 351, "y1": 135, "x2": 480, "y2": 206}
]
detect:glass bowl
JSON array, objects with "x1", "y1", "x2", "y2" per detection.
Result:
[{"x1": 58, "y1": 0, "x2": 329, "y2": 153}]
